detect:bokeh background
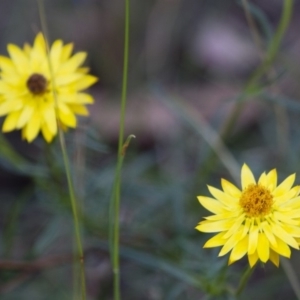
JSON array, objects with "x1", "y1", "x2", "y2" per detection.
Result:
[{"x1": 1, "y1": 0, "x2": 300, "y2": 299}]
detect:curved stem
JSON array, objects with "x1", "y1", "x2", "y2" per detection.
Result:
[
  {"x1": 235, "y1": 265, "x2": 255, "y2": 297},
  {"x1": 267, "y1": 0, "x2": 293, "y2": 62}
]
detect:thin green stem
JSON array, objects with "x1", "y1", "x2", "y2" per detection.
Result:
[
  {"x1": 267, "y1": 0, "x2": 293, "y2": 62},
  {"x1": 36, "y1": 1, "x2": 86, "y2": 299},
  {"x1": 235, "y1": 265, "x2": 255, "y2": 297},
  {"x1": 111, "y1": 0, "x2": 131, "y2": 299},
  {"x1": 118, "y1": 0, "x2": 130, "y2": 156},
  {"x1": 59, "y1": 131, "x2": 87, "y2": 300}
]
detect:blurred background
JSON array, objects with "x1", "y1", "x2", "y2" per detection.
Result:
[{"x1": 1, "y1": 0, "x2": 300, "y2": 299}]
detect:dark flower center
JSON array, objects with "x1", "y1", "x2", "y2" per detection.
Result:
[{"x1": 27, "y1": 73, "x2": 48, "y2": 95}]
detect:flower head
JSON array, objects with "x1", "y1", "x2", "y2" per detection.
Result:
[
  {"x1": 0, "y1": 33, "x2": 98, "y2": 142},
  {"x1": 196, "y1": 164, "x2": 300, "y2": 267}
]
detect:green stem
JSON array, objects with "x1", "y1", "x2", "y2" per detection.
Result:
[
  {"x1": 59, "y1": 131, "x2": 87, "y2": 300},
  {"x1": 36, "y1": 1, "x2": 87, "y2": 299},
  {"x1": 267, "y1": 0, "x2": 293, "y2": 62},
  {"x1": 111, "y1": 0, "x2": 131, "y2": 299},
  {"x1": 235, "y1": 265, "x2": 255, "y2": 297}
]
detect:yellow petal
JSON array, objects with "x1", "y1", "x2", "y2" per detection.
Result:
[
  {"x1": 58, "y1": 103, "x2": 77, "y2": 127},
  {"x1": 204, "y1": 211, "x2": 240, "y2": 221},
  {"x1": 228, "y1": 235, "x2": 248, "y2": 264},
  {"x1": 258, "y1": 172, "x2": 267, "y2": 186},
  {"x1": 271, "y1": 223, "x2": 299, "y2": 249},
  {"x1": 61, "y1": 43, "x2": 74, "y2": 62},
  {"x1": 221, "y1": 179, "x2": 242, "y2": 198},
  {"x1": 271, "y1": 236, "x2": 291, "y2": 258},
  {"x1": 68, "y1": 104, "x2": 89, "y2": 116},
  {"x1": 269, "y1": 249, "x2": 279, "y2": 267},
  {"x1": 241, "y1": 164, "x2": 256, "y2": 190},
  {"x1": 207, "y1": 185, "x2": 238, "y2": 208},
  {"x1": 78, "y1": 67, "x2": 89, "y2": 74},
  {"x1": 23, "y1": 43, "x2": 31, "y2": 56},
  {"x1": 30, "y1": 33, "x2": 47, "y2": 70},
  {"x1": 0, "y1": 81, "x2": 10, "y2": 92},
  {"x1": 33, "y1": 33, "x2": 46, "y2": 54},
  {"x1": 248, "y1": 225, "x2": 259, "y2": 255},
  {"x1": 75, "y1": 93, "x2": 95, "y2": 104},
  {"x1": 7, "y1": 44, "x2": 30, "y2": 75},
  {"x1": 197, "y1": 196, "x2": 227, "y2": 214},
  {"x1": 57, "y1": 93, "x2": 94, "y2": 104},
  {"x1": 50, "y1": 39, "x2": 63, "y2": 72},
  {"x1": 41, "y1": 123, "x2": 55, "y2": 143},
  {"x1": 281, "y1": 223, "x2": 300, "y2": 237},
  {"x1": 294, "y1": 185, "x2": 300, "y2": 197},
  {"x1": 74, "y1": 75, "x2": 98, "y2": 91},
  {"x1": 2, "y1": 74, "x2": 24, "y2": 87},
  {"x1": 16, "y1": 104, "x2": 35, "y2": 128},
  {"x1": 0, "y1": 99, "x2": 23, "y2": 116},
  {"x1": 273, "y1": 174, "x2": 296, "y2": 197},
  {"x1": 203, "y1": 232, "x2": 227, "y2": 248},
  {"x1": 266, "y1": 169, "x2": 277, "y2": 191},
  {"x1": 2, "y1": 111, "x2": 21, "y2": 132},
  {"x1": 57, "y1": 52, "x2": 87, "y2": 74},
  {"x1": 223, "y1": 214, "x2": 245, "y2": 239},
  {"x1": 281, "y1": 196, "x2": 300, "y2": 211},
  {"x1": 219, "y1": 227, "x2": 245, "y2": 256},
  {"x1": 41, "y1": 102, "x2": 57, "y2": 135},
  {"x1": 257, "y1": 233, "x2": 269, "y2": 262},
  {"x1": 274, "y1": 186, "x2": 300, "y2": 206},
  {"x1": 287, "y1": 208, "x2": 300, "y2": 220},
  {"x1": 56, "y1": 72, "x2": 84, "y2": 86},
  {"x1": 23, "y1": 109, "x2": 41, "y2": 142},
  {"x1": 288, "y1": 207, "x2": 300, "y2": 218},
  {"x1": 248, "y1": 251, "x2": 259, "y2": 268},
  {"x1": 196, "y1": 219, "x2": 234, "y2": 233},
  {"x1": 261, "y1": 221, "x2": 277, "y2": 248},
  {"x1": 273, "y1": 211, "x2": 299, "y2": 225},
  {"x1": 243, "y1": 218, "x2": 252, "y2": 234},
  {"x1": 0, "y1": 56, "x2": 17, "y2": 74}
]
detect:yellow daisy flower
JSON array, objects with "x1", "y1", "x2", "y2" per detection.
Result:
[
  {"x1": 0, "y1": 32, "x2": 98, "y2": 142},
  {"x1": 196, "y1": 164, "x2": 300, "y2": 267}
]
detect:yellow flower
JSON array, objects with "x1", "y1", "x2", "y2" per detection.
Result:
[
  {"x1": 0, "y1": 33, "x2": 98, "y2": 142},
  {"x1": 196, "y1": 164, "x2": 300, "y2": 267}
]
